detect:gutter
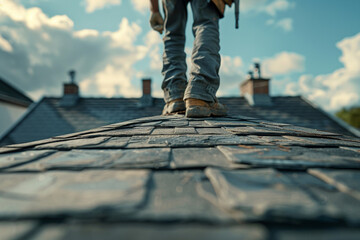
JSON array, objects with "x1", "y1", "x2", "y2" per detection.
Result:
[
  {"x1": 0, "y1": 97, "x2": 45, "y2": 143},
  {"x1": 300, "y1": 96, "x2": 360, "y2": 138}
]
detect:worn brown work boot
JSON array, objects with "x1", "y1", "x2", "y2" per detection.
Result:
[
  {"x1": 162, "y1": 99, "x2": 186, "y2": 115},
  {"x1": 185, "y1": 98, "x2": 227, "y2": 118}
]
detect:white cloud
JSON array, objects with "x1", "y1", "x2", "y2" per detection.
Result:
[
  {"x1": 217, "y1": 55, "x2": 245, "y2": 96},
  {"x1": 131, "y1": 0, "x2": 149, "y2": 14},
  {"x1": 267, "y1": 18, "x2": 293, "y2": 32},
  {"x1": 0, "y1": 35, "x2": 13, "y2": 52},
  {"x1": 0, "y1": 0, "x2": 157, "y2": 100},
  {"x1": 264, "y1": 0, "x2": 294, "y2": 16},
  {"x1": 84, "y1": 0, "x2": 122, "y2": 13},
  {"x1": 285, "y1": 33, "x2": 360, "y2": 112},
  {"x1": 262, "y1": 52, "x2": 305, "y2": 76},
  {"x1": 242, "y1": 0, "x2": 294, "y2": 16},
  {"x1": 144, "y1": 31, "x2": 162, "y2": 70}
]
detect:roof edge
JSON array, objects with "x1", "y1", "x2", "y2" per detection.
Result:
[
  {"x1": 0, "y1": 97, "x2": 45, "y2": 142},
  {"x1": 0, "y1": 77, "x2": 33, "y2": 104},
  {"x1": 0, "y1": 93, "x2": 33, "y2": 107},
  {"x1": 300, "y1": 96, "x2": 360, "y2": 138}
]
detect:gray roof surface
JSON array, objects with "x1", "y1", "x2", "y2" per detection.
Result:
[
  {"x1": 0, "y1": 96, "x2": 355, "y2": 146},
  {"x1": 0, "y1": 77, "x2": 33, "y2": 107},
  {"x1": 0, "y1": 115, "x2": 360, "y2": 239}
]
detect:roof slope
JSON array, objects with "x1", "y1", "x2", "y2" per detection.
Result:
[
  {"x1": 1, "y1": 96, "x2": 355, "y2": 145},
  {"x1": 0, "y1": 115, "x2": 360, "y2": 239},
  {"x1": 0, "y1": 77, "x2": 33, "y2": 107}
]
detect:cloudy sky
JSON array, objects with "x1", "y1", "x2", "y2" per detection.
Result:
[{"x1": 0, "y1": 0, "x2": 359, "y2": 113}]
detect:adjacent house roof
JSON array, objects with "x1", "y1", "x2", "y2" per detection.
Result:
[
  {"x1": 0, "y1": 115, "x2": 360, "y2": 239},
  {"x1": 0, "y1": 77, "x2": 33, "y2": 107},
  {"x1": 0, "y1": 96, "x2": 358, "y2": 146}
]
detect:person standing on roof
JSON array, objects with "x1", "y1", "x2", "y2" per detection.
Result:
[{"x1": 149, "y1": 0, "x2": 232, "y2": 117}]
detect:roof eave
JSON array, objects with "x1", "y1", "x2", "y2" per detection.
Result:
[
  {"x1": 0, "y1": 97, "x2": 45, "y2": 143},
  {"x1": 0, "y1": 94, "x2": 33, "y2": 107},
  {"x1": 300, "y1": 96, "x2": 360, "y2": 138}
]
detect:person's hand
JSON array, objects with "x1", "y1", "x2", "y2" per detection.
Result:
[{"x1": 150, "y1": 12, "x2": 164, "y2": 34}]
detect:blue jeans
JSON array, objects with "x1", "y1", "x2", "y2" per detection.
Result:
[{"x1": 161, "y1": 0, "x2": 221, "y2": 103}]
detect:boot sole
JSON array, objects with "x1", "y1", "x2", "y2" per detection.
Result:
[
  {"x1": 185, "y1": 106, "x2": 227, "y2": 118},
  {"x1": 162, "y1": 102, "x2": 186, "y2": 115}
]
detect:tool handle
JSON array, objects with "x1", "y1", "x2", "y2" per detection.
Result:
[{"x1": 234, "y1": 0, "x2": 240, "y2": 29}]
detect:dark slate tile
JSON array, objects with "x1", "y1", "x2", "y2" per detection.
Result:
[
  {"x1": 272, "y1": 227, "x2": 360, "y2": 240},
  {"x1": 332, "y1": 135, "x2": 360, "y2": 143},
  {"x1": 228, "y1": 115, "x2": 260, "y2": 120},
  {"x1": 278, "y1": 125, "x2": 342, "y2": 136},
  {"x1": 248, "y1": 135, "x2": 303, "y2": 146},
  {"x1": 31, "y1": 223, "x2": 267, "y2": 240},
  {"x1": 94, "y1": 137, "x2": 130, "y2": 148},
  {"x1": 207, "y1": 135, "x2": 259, "y2": 146},
  {"x1": 0, "y1": 150, "x2": 54, "y2": 170},
  {"x1": 188, "y1": 120, "x2": 212, "y2": 127},
  {"x1": 0, "y1": 170, "x2": 150, "y2": 218},
  {"x1": 218, "y1": 145, "x2": 360, "y2": 170},
  {"x1": 195, "y1": 127, "x2": 231, "y2": 135},
  {"x1": 205, "y1": 168, "x2": 337, "y2": 222},
  {"x1": 174, "y1": 127, "x2": 197, "y2": 135},
  {"x1": 0, "y1": 222, "x2": 37, "y2": 240},
  {"x1": 282, "y1": 171, "x2": 360, "y2": 224},
  {"x1": 250, "y1": 120, "x2": 291, "y2": 126},
  {"x1": 109, "y1": 148, "x2": 170, "y2": 169},
  {"x1": 143, "y1": 135, "x2": 258, "y2": 148},
  {"x1": 158, "y1": 120, "x2": 189, "y2": 127},
  {"x1": 137, "y1": 121, "x2": 162, "y2": 126},
  {"x1": 309, "y1": 169, "x2": 360, "y2": 201},
  {"x1": 7, "y1": 150, "x2": 122, "y2": 171},
  {"x1": 53, "y1": 126, "x2": 113, "y2": 140},
  {"x1": 205, "y1": 120, "x2": 259, "y2": 127},
  {"x1": 34, "y1": 137, "x2": 110, "y2": 150},
  {"x1": 125, "y1": 136, "x2": 167, "y2": 148},
  {"x1": 151, "y1": 128, "x2": 175, "y2": 135},
  {"x1": 341, "y1": 147, "x2": 360, "y2": 154},
  {"x1": 225, "y1": 126, "x2": 288, "y2": 136},
  {"x1": 0, "y1": 147, "x2": 21, "y2": 154},
  {"x1": 148, "y1": 135, "x2": 211, "y2": 147},
  {"x1": 103, "y1": 116, "x2": 173, "y2": 129},
  {"x1": 186, "y1": 117, "x2": 233, "y2": 121},
  {"x1": 131, "y1": 171, "x2": 234, "y2": 223},
  {"x1": 171, "y1": 148, "x2": 232, "y2": 169},
  {"x1": 82, "y1": 127, "x2": 154, "y2": 137},
  {"x1": 4, "y1": 138, "x2": 65, "y2": 149},
  {"x1": 283, "y1": 136, "x2": 360, "y2": 148}
]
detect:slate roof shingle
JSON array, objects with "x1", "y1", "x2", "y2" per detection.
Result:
[
  {"x1": 0, "y1": 115, "x2": 360, "y2": 239},
  {"x1": 1, "y1": 96, "x2": 357, "y2": 146}
]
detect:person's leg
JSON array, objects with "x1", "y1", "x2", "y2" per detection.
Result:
[
  {"x1": 184, "y1": 0, "x2": 221, "y2": 102},
  {"x1": 161, "y1": 0, "x2": 188, "y2": 103}
]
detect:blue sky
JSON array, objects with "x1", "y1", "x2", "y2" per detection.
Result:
[{"x1": 1, "y1": 0, "x2": 360, "y2": 113}]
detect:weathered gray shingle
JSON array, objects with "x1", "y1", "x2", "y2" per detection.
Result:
[
  {"x1": 1, "y1": 96, "x2": 356, "y2": 146},
  {"x1": 0, "y1": 115, "x2": 360, "y2": 239}
]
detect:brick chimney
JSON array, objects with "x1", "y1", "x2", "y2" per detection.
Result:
[
  {"x1": 240, "y1": 63, "x2": 272, "y2": 106},
  {"x1": 138, "y1": 78, "x2": 153, "y2": 107},
  {"x1": 142, "y1": 78, "x2": 151, "y2": 96},
  {"x1": 60, "y1": 70, "x2": 80, "y2": 107}
]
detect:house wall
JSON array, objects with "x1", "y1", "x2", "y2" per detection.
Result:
[{"x1": 0, "y1": 101, "x2": 27, "y2": 135}]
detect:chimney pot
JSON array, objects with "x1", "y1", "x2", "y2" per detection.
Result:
[
  {"x1": 254, "y1": 62, "x2": 261, "y2": 79},
  {"x1": 60, "y1": 70, "x2": 79, "y2": 107},
  {"x1": 68, "y1": 70, "x2": 76, "y2": 84}
]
